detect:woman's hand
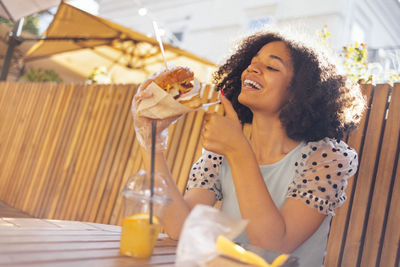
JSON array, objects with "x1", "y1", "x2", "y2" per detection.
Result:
[
  {"x1": 202, "y1": 95, "x2": 248, "y2": 156},
  {"x1": 132, "y1": 86, "x2": 180, "y2": 151}
]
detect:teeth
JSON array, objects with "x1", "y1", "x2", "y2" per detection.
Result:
[{"x1": 244, "y1": 79, "x2": 262, "y2": 90}]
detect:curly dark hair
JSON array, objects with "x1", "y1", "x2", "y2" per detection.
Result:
[{"x1": 212, "y1": 30, "x2": 366, "y2": 142}]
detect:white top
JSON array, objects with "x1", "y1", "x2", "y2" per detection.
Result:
[{"x1": 186, "y1": 137, "x2": 358, "y2": 267}]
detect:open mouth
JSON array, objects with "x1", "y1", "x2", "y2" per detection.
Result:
[{"x1": 243, "y1": 79, "x2": 262, "y2": 90}]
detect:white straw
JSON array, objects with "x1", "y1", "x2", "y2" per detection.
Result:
[{"x1": 152, "y1": 21, "x2": 168, "y2": 69}]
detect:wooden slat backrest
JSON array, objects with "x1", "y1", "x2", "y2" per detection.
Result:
[
  {"x1": 323, "y1": 84, "x2": 374, "y2": 266},
  {"x1": 363, "y1": 83, "x2": 400, "y2": 267},
  {"x1": 324, "y1": 83, "x2": 400, "y2": 267}
]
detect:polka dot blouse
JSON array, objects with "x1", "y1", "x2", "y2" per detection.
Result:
[
  {"x1": 186, "y1": 137, "x2": 358, "y2": 216},
  {"x1": 186, "y1": 151, "x2": 224, "y2": 200}
]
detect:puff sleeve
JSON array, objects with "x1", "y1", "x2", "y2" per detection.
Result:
[
  {"x1": 287, "y1": 138, "x2": 358, "y2": 215},
  {"x1": 185, "y1": 149, "x2": 224, "y2": 201}
]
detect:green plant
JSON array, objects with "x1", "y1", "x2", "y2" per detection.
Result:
[
  {"x1": 316, "y1": 24, "x2": 331, "y2": 42},
  {"x1": 22, "y1": 15, "x2": 40, "y2": 36},
  {"x1": 317, "y1": 25, "x2": 400, "y2": 85},
  {"x1": 342, "y1": 42, "x2": 373, "y2": 84},
  {"x1": 21, "y1": 68, "x2": 63, "y2": 82},
  {"x1": 0, "y1": 15, "x2": 40, "y2": 36},
  {"x1": 86, "y1": 67, "x2": 113, "y2": 84},
  {"x1": 0, "y1": 16, "x2": 12, "y2": 27}
]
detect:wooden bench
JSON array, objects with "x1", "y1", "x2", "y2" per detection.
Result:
[
  {"x1": 325, "y1": 83, "x2": 400, "y2": 267},
  {"x1": 0, "y1": 81, "x2": 398, "y2": 267}
]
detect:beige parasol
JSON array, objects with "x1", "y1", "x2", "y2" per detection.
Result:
[{"x1": 24, "y1": 2, "x2": 217, "y2": 83}]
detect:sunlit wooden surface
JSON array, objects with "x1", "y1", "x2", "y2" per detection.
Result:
[{"x1": 0, "y1": 217, "x2": 177, "y2": 266}]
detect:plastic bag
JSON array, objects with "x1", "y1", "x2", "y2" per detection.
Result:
[
  {"x1": 132, "y1": 89, "x2": 181, "y2": 152},
  {"x1": 131, "y1": 64, "x2": 200, "y2": 151},
  {"x1": 175, "y1": 205, "x2": 248, "y2": 267}
]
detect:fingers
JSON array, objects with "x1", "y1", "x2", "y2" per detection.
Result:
[
  {"x1": 201, "y1": 113, "x2": 216, "y2": 140},
  {"x1": 219, "y1": 95, "x2": 239, "y2": 121},
  {"x1": 138, "y1": 79, "x2": 154, "y2": 92},
  {"x1": 134, "y1": 90, "x2": 153, "y2": 101},
  {"x1": 155, "y1": 115, "x2": 182, "y2": 133},
  {"x1": 201, "y1": 114, "x2": 221, "y2": 153},
  {"x1": 135, "y1": 78, "x2": 155, "y2": 102},
  {"x1": 201, "y1": 114, "x2": 210, "y2": 135},
  {"x1": 203, "y1": 113, "x2": 211, "y2": 123}
]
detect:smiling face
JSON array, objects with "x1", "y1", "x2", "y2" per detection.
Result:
[{"x1": 239, "y1": 41, "x2": 294, "y2": 116}]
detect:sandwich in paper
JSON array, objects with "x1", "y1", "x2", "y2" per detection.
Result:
[{"x1": 136, "y1": 66, "x2": 203, "y2": 119}]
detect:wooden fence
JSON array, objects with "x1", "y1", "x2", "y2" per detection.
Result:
[
  {"x1": 0, "y1": 82, "x2": 219, "y2": 225},
  {"x1": 0, "y1": 82, "x2": 398, "y2": 267}
]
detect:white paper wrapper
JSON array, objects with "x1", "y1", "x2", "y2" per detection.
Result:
[
  {"x1": 136, "y1": 81, "x2": 199, "y2": 119},
  {"x1": 175, "y1": 205, "x2": 248, "y2": 267}
]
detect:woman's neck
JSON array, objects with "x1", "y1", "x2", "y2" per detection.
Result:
[{"x1": 250, "y1": 113, "x2": 300, "y2": 165}]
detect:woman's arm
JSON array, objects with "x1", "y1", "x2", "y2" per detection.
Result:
[
  {"x1": 133, "y1": 87, "x2": 216, "y2": 239},
  {"x1": 226, "y1": 144, "x2": 325, "y2": 253},
  {"x1": 228, "y1": 138, "x2": 357, "y2": 252},
  {"x1": 139, "y1": 147, "x2": 216, "y2": 240},
  {"x1": 202, "y1": 96, "x2": 326, "y2": 253}
]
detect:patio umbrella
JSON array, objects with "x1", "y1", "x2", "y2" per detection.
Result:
[
  {"x1": 24, "y1": 2, "x2": 216, "y2": 83},
  {"x1": 0, "y1": 0, "x2": 61, "y2": 80},
  {"x1": 0, "y1": 0, "x2": 60, "y2": 22},
  {"x1": 0, "y1": 23, "x2": 87, "y2": 82}
]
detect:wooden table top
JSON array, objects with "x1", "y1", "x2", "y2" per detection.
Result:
[{"x1": 0, "y1": 217, "x2": 177, "y2": 267}]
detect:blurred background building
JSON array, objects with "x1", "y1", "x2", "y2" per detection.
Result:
[
  {"x1": 97, "y1": 0, "x2": 400, "y2": 65},
  {"x1": 1, "y1": 0, "x2": 400, "y2": 83}
]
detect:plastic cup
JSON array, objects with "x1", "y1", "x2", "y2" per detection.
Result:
[{"x1": 120, "y1": 170, "x2": 171, "y2": 258}]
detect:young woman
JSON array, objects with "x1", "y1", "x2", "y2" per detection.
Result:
[{"x1": 133, "y1": 30, "x2": 366, "y2": 267}]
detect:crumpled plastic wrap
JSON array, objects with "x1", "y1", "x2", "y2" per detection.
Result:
[
  {"x1": 131, "y1": 97, "x2": 178, "y2": 152},
  {"x1": 175, "y1": 205, "x2": 248, "y2": 267},
  {"x1": 136, "y1": 80, "x2": 200, "y2": 119},
  {"x1": 131, "y1": 65, "x2": 201, "y2": 152}
]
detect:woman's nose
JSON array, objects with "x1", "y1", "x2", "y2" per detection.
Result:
[{"x1": 246, "y1": 63, "x2": 261, "y2": 74}]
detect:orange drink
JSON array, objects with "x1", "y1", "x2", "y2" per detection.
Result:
[
  {"x1": 120, "y1": 213, "x2": 161, "y2": 258},
  {"x1": 120, "y1": 171, "x2": 171, "y2": 258}
]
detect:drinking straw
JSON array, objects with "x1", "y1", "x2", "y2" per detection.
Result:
[
  {"x1": 149, "y1": 21, "x2": 166, "y2": 226},
  {"x1": 149, "y1": 121, "x2": 156, "y2": 225},
  {"x1": 152, "y1": 21, "x2": 168, "y2": 69}
]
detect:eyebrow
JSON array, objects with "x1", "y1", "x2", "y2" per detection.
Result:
[
  {"x1": 269, "y1": 55, "x2": 284, "y2": 64},
  {"x1": 253, "y1": 53, "x2": 288, "y2": 67}
]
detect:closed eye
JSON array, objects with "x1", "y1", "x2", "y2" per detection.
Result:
[{"x1": 267, "y1": 66, "x2": 279, "y2": 71}]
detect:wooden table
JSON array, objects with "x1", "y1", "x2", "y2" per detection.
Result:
[{"x1": 0, "y1": 217, "x2": 177, "y2": 266}]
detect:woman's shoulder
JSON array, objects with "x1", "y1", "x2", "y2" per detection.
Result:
[
  {"x1": 186, "y1": 149, "x2": 224, "y2": 201},
  {"x1": 288, "y1": 137, "x2": 358, "y2": 215},
  {"x1": 293, "y1": 137, "x2": 358, "y2": 177},
  {"x1": 300, "y1": 137, "x2": 357, "y2": 162}
]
